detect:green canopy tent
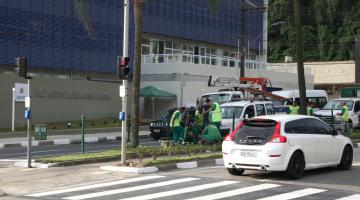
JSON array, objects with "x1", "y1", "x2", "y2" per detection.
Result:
[{"x1": 140, "y1": 86, "x2": 176, "y2": 119}]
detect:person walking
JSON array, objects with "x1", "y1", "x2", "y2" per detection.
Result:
[
  {"x1": 204, "y1": 98, "x2": 222, "y2": 131},
  {"x1": 170, "y1": 107, "x2": 185, "y2": 144},
  {"x1": 340, "y1": 101, "x2": 349, "y2": 133}
]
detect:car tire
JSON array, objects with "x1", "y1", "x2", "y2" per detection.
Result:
[
  {"x1": 227, "y1": 168, "x2": 245, "y2": 176},
  {"x1": 338, "y1": 145, "x2": 353, "y2": 170},
  {"x1": 285, "y1": 151, "x2": 305, "y2": 179},
  {"x1": 152, "y1": 136, "x2": 161, "y2": 140}
]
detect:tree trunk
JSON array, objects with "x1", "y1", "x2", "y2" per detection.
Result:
[
  {"x1": 294, "y1": 0, "x2": 307, "y2": 114},
  {"x1": 130, "y1": 0, "x2": 144, "y2": 148}
]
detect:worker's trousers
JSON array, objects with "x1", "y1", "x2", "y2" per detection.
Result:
[{"x1": 172, "y1": 126, "x2": 184, "y2": 144}]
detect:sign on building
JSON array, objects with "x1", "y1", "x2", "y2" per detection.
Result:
[{"x1": 15, "y1": 83, "x2": 28, "y2": 102}]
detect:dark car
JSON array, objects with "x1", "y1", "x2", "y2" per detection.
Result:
[
  {"x1": 149, "y1": 108, "x2": 175, "y2": 140},
  {"x1": 149, "y1": 107, "x2": 196, "y2": 140}
]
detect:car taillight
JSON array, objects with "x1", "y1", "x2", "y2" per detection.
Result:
[
  {"x1": 269, "y1": 122, "x2": 287, "y2": 143},
  {"x1": 224, "y1": 121, "x2": 244, "y2": 141}
]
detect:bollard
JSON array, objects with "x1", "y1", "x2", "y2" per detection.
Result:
[
  {"x1": 232, "y1": 113, "x2": 236, "y2": 132},
  {"x1": 81, "y1": 114, "x2": 85, "y2": 154}
]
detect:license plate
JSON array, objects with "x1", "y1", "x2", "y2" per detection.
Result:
[
  {"x1": 240, "y1": 150, "x2": 257, "y2": 157},
  {"x1": 153, "y1": 129, "x2": 160, "y2": 133}
]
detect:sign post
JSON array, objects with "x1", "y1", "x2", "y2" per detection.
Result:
[
  {"x1": 12, "y1": 88, "x2": 15, "y2": 132},
  {"x1": 25, "y1": 79, "x2": 32, "y2": 168},
  {"x1": 121, "y1": 0, "x2": 129, "y2": 166}
]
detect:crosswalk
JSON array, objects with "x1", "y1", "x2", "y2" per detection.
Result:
[{"x1": 25, "y1": 175, "x2": 360, "y2": 200}]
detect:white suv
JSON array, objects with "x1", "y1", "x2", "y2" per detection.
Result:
[{"x1": 222, "y1": 115, "x2": 353, "y2": 179}]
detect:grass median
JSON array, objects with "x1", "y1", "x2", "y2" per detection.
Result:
[{"x1": 35, "y1": 144, "x2": 223, "y2": 166}]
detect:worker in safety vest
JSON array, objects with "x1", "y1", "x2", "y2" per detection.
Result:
[
  {"x1": 288, "y1": 101, "x2": 300, "y2": 115},
  {"x1": 204, "y1": 98, "x2": 222, "y2": 131},
  {"x1": 190, "y1": 106, "x2": 204, "y2": 144},
  {"x1": 339, "y1": 101, "x2": 349, "y2": 133},
  {"x1": 170, "y1": 107, "x2": 185, "y2": 144},
  {"x1": 200, "y1": 122, "x2": 223, "y2": 145},
  {"x1": 307, "y1": 102, "x2": 314, "y2": 116}
]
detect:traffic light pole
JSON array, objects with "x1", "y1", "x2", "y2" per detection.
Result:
[
  {"x1": 121, "y1": 0, "x2": 129, "y2": 166},
  {"x1": 27, "y1": 78, "x2": 32, "y2": 168}
]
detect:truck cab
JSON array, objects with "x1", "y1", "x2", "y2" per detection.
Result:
[
  {"x1": 197, "y1": 91, "x2": 244, "y2": 106},
  {"x1": 314, "y1": 98, "x2": 360, "y2": 129}
]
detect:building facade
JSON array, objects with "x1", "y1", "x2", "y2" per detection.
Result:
[{"x1": 0, "y1": 0, "x2": 308, "y2": 128}]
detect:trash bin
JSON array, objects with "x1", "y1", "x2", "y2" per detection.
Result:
[{"x1": 34, "y1": 124, "x2": 47, "y2": 140}]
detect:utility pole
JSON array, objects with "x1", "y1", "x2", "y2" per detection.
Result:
[
  {"x1": 294, "y1": 0, "x2": 307, "y2": 114},
  {"x1": 240, "y1": 1, "x2": 246, "y2": 79},
  {"x1": 121, "y1": 0, "x2": 130, "y2": 166},
  {"x1": 26, "y1": 78, "x2": 31, "y2": 168}
]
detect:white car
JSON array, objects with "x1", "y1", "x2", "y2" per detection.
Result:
[
  {"x1": 222, "y1": 115, "x2": 353, "y2": 179},
  {"x1": 220, "y1": 100, "x2": 274, "y2": 135}
]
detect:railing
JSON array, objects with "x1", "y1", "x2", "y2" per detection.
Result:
[{"x1": 142, "y1": 54, "x2": 266, "y2": 70}]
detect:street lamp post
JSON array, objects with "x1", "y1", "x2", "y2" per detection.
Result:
[{"x1": 237, "y1": 21, "x2": 284, "y2": 74}]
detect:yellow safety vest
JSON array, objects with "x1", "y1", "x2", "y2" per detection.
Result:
[
  {"x1": 195, "y1": 110, "x2": 204, "y2": 125},
  {"x1": 289, "y1": 105, "x2": 299, "y2": 114},
  {"x1": 211, "y1": 102, "x2": 222, "y2": 122},
  {"x1": 170, "y1": 110, "x2": 180, "y2": 127},
  {"x1": 342, "y1": 105, "x2": 349, "y2": 122}
]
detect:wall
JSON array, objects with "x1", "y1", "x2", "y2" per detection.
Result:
[{"x1": 0, "y1": 73, "x2": 122, "y2": 129}]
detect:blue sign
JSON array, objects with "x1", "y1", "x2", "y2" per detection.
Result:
[
  {"x1": 25, "y1": 110, "x2": 31, "y2": 119},
  {"x1": 119, "y1": 112, "x2": 126, "y2": 121}
]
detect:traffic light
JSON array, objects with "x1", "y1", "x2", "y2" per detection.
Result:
[
  {"x1": 117, "y1": 56, "x2": 130, "y2": 80},
  {"x1": 15, "y1": 57, "x2": 28, "y2": 79}
]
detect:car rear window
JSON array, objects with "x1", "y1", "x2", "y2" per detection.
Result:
[{"x1": 234, "y1": 120, "x2": 277, "y2": 145}]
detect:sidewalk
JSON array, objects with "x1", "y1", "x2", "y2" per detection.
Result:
[{"x1": 0, "y1": 129, "x2": 150, "y2": 149}]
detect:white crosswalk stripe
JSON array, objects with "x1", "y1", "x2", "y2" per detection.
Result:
[
  {"x1": 63, "y1": 177, "x2": 200, "y2": 200},
  {"x1": 257, "y1": 188, "x2": 327, "y2": 200},
  {"x1": 184, "y1": 183, "x2": 281, "y2": 200},
  {"x1": 118, "y1": 180, "x2": 238, "y2": 200},
  {"x1": 336, "y1": 194, "x2": 360, "y2": 200},
  {"x1": 26, "y1": 175, "x2": 164, "y2": 197},
  {"x1": 23, "y1": 175, "x2": 360, "y2": 200}
]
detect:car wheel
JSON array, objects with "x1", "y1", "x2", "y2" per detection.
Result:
[
  {"x1": 285, "y1": 151, "x2": 305, "y2": 179},
  {"x1": 152, "y1": 136, "x2": 161, "y2": 140},
  {"x1": 338, "y1": 145, "x2": 353, "y2": 170},
  {"x1": 227, "y1": 168, "x2": 245, "y2": 176}
]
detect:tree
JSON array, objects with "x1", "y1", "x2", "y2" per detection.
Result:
[
  {"x1": 293, "y1": 0, "x2": 307, "y2": 114},
  {"x1": 130, "y1": 0, "x2": 144, "y2": 148}
]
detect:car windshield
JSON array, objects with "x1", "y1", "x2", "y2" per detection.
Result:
[
  {"x1": 322, "y1": 100, "x2": 353, "y2": 111},
  {"x1": 221, "y1": 106, "x2": 244, "y2": 119},
  {"x1": 161, "y1": 110, "x2": 174, "y2": 120},
  {"x1": 200, "y1": 94, "x2": 231, "y2": 105}
]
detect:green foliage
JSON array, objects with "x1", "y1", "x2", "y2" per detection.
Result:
[{"x1": 268, "y1": 0, "x2": 360, "y2": 62}]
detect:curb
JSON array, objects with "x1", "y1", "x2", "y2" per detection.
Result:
[
  {"x1": 0, "y1": 135, "x2": 150, "y2": 149},
  {"x1": 100, "y1": 158, "x2": 224, "y2": 174}
]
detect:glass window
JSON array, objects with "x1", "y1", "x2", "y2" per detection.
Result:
[
  {"x1": 244, "y1": 105, "x2": 255, "y2": 118},
  {"x1": 141, "y1": 46, "x2": 150, "y2": 55},
  {"x1": 165, "y1": 41, "x2": 172, "y2": 48},
  {"x1": 142, "y1": 38, "x2": 150, "y2": 45},
  {"x1": 256, "y1": 104, "x2": 266, "y2": 116},
  {"x1": 221, "y1": 106, "x2": 244, "y2": 119},
  {"x1": 265, "y1": 104, "x2": 274, "y2": 115},
  {"x1": 323, "y1": 100, "x2": 354, "y2": 111},
  {"x1": 318, "y1": 97, "x2": 327, "y2": 108},
  {"x1": 285, "y1": 119, "x2": 309, "y2": 134},
  {"x1": 354, "y1": 101, "x2": 360, "y2": 113},
  {"x1": 234, "y1": 119, "x2": 277, "y2": 145},
  {"x1": 305, "y1": 118, "x2": 332, "y2": 135}
]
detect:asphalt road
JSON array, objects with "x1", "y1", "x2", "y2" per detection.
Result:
[
  {"x1": 20, "y1": 158, "x2": 360, "y2": 200},
  {"x1": 0, "y1": 138, "x2": 160, "y2": 160}
]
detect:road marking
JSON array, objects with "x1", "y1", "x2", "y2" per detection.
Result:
[
  {"x1": 63, "y1": 177, "x2": 200, "y2": 200},
  {"x1": 118, "y1": 181, "x2": 238, "y2": 200},
  {"x1": 336, "y1": 194, "x2": 360, "y2": 200},
  {"x1": 257, "y1": 188, "x2": 326, "y2": 200},
  {"x1": 184, "y1": 183, "x2": 281, "y2": 200},
  {"x1": 26, "y1": 175, "x2": 164, "y2": 197},
  {"x1": 352, "y1": 163, "x2": 360, "y2": 166}
]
